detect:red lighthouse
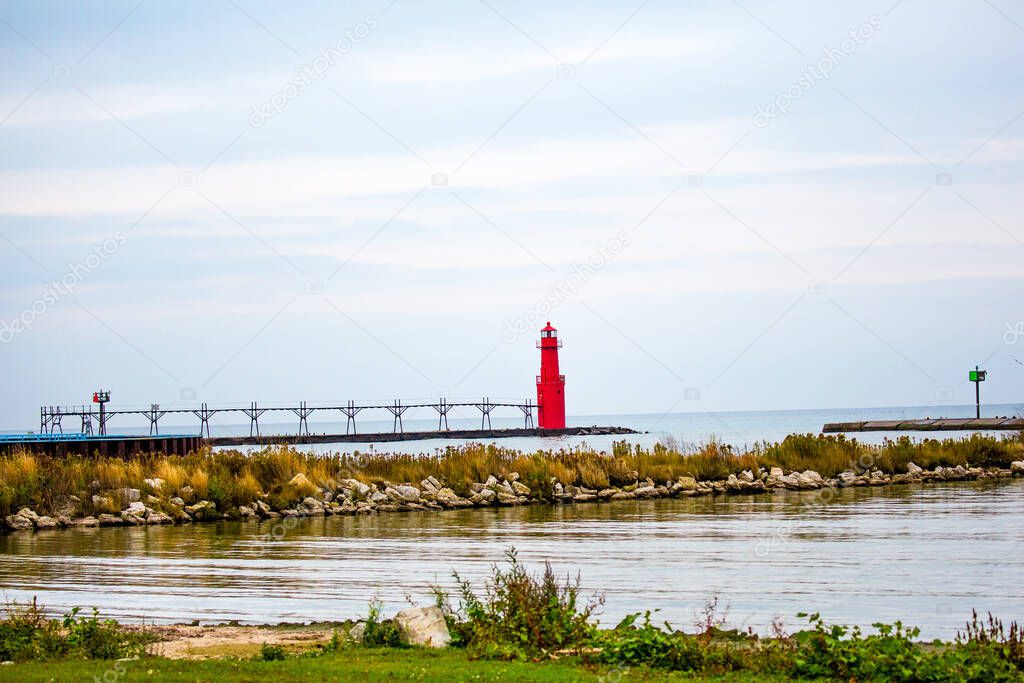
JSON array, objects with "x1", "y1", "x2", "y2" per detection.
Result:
[{"x1": 536, "y1": 322, "x2": 566, "y2": 429}]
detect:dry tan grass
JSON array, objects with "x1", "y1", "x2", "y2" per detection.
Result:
[{"x1": 1, "y1": 432, "x2": 1021, "y2": 518}]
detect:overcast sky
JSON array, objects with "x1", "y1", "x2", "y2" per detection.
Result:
[{"x1": 1, "y1": 0, "x2": 1022, "y2": 430}]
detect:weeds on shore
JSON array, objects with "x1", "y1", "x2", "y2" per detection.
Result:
[
  {"x1": 361, "y1": 600, "x2": 402, "y2": 648},
  {"x1": 6, "y1": 567, "x2": 1024, "y2": 681},
  {"x1": 0, "y1": 598, "x2": 151, "y2": 661},
  {"x1": 443, "y1": 548, "x2": 602, "y2": 659},
  {"x1": 427, "y1": 551, "x2": 1024, "y2": 679},
  {"x1": 2, "y1": 432, "x2": 1022, "y2": 518}
]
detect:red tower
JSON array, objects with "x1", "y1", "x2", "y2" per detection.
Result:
[{"x1": 536, "y1": 322, "x2": 566, "y2": 429}]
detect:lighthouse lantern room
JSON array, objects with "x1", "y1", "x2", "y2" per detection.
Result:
[{"x1": 536, "y1": 322, "x2": 566, "y2": 429}]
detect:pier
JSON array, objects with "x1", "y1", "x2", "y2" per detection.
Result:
[
  {"x1": 0, "y1": 433, "x2": 203, "y2": 457},
  {"x1": 0, "y1": 426, "x2": 636, "y2": 457},
  {"x1": 207, "y1": 425, "x2": 637, "y2": 447},
  {"x1": 21, "y1": 396, "x2": 637, "y2": 457},
  {"x1": 823, "y1": 417, "x2": 1024, "y2": 433},
  {"x1": 39, "y1": 398, "x2": 540, "y2": 438}
]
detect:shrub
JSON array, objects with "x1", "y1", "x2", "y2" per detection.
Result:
[
  {"x1": 0, "y1": 599, "x2": 150, "y2": 662},
  {"x1": 235, "y1": 470, "x2": 262, "y2": 503},
  {"x1": 958, "y1": 610, "x2": 1024, "y2": 672},
  {"x1": 206, "y1": 475, "x2": 234, "y2": 512},
  {"x1": 361, "y1": 600, "x2": 401, "y2": 648},
  {"x1": 0, "y1": 598, "x2": 63, "y2": 661},
  {"x1": 791, "y1": 612, "x2": 1023, "y2": 681},
  {"x1": 188, "y1": 467, "x2": 209, "y2": 499},
  {"x1": 596, "y1": 612, "x2": 707, "y2": 671},
  {"x1": 451, "y1": 548, "x2": 602, "y2": 660},
  {"x1": 62, "y1": 607, "x2": 147, "y2": 660},
  {"x1": 258, "y1": 643, "x2": 286, "y2": 661}
]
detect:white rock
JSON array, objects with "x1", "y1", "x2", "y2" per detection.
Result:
[
  {"x1": 906, "y1": 462, "x2": 923, "y2": 476},
  {"x1": 802, "y1": 470, "x2": 823, "y2": 484},
  {"x1": 184, "y1": 500, "x2": 216, "y2": 517},
  {"x1": 14, "y1": 508, "x2": 38, "y2": 523},
  {"x1": 145, "y1": 511, "x2": 173, "y2": 525},
  {"x1": 34, "y1": 516, "x2": 60, "y2": 529},
  {"x1": 394, "y1": 485, "x2": 421, "y2": 502},
  {"x1": 301, "y1": 496, "x2": 324, "y2": 510},
  {"x1": 1010, "y1": 461, "x2": 1024, "y2": 475},
  {"x1": 125, "y1": 502, "x2": 146, "y2": 516},
  {"x1": 794, "y1": 472, "x2": 821, "y2": 489},
  {"x1": 119, "y1": 488, "x2": 141, "y2": 503},
  {"x1": 288, "y1": 473, "x2": 314, "y2": 489},
  {"x1": 676, "y1": 476, "x2": 697, "y2": 491},
  {"x1": 340, "y1": 479, "x2": 371, "y2": 497},
  {"x1": 473, "y1": 489, "x2": 496, "y2": 502},
  {"x1": 511, "y1": 481, "x2": 531, "y2": 496}
]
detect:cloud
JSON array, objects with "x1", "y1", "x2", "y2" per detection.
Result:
[
  {"x1": 0, "y1": 118, "x2": 970, "y2": 217},
  {"x1": 354, "y1": 32, "x2": 725, "y2": 85}
]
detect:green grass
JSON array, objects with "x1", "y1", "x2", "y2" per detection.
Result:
[
  {"x1": 2, "y1": 580, "x2": 1022, "y2": 681},
  {"x1": 0, "y1": 648, "x2": 792, "y2": 682}
]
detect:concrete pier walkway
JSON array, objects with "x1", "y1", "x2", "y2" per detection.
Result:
[
  {"x1": 207, "y1": 425, "x2": 637, "y2": 447},
  {"x1": 823, "y1": 418, "x2": 1024, "y2": 433}
]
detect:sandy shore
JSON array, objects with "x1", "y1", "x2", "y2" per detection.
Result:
[{"x1": 142, "y1": 622, "x2": 343, "y2": 659}]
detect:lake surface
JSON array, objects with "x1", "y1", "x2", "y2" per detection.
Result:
[{"x1": 1, "y1": 478, "x2": 1021, "y2": 640}]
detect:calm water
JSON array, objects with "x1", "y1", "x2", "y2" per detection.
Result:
[{"x1": 1, "y1": 478, "x2": 1021, "y2": 640}]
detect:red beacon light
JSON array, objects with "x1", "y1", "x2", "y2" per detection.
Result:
[{"x1": 535, "y1": 322, "x2": 566, "y2": 429}]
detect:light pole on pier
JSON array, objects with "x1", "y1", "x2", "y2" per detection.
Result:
[{"x1": 969, "y1": 366, "x2": 986, "y2": 419}]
